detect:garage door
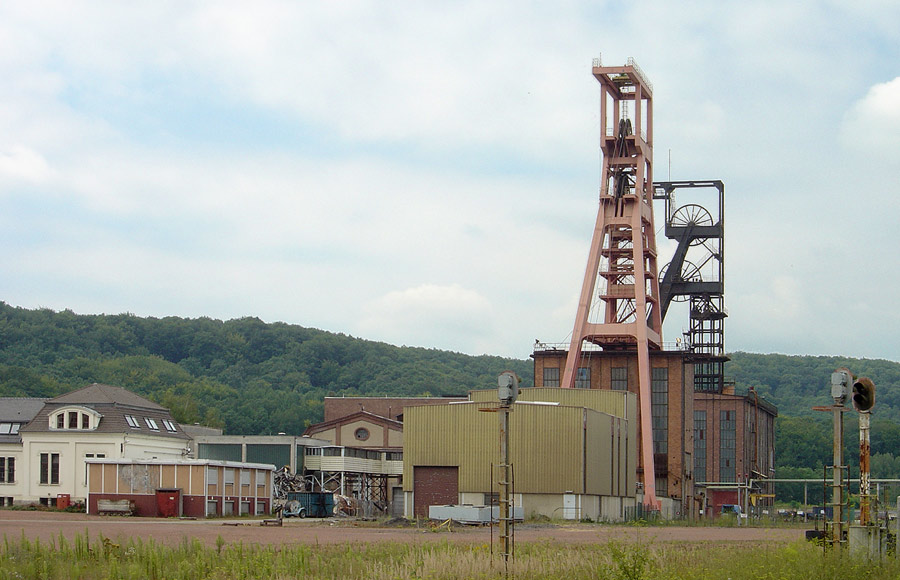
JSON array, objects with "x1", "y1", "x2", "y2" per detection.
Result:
[{"x1": 413, "y1": 466, "x2": 458, "y2": 518}]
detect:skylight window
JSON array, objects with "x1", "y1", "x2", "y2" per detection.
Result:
[
  {"x1": 162, "y1": 419, "x2": 177, "y2": 432},
  {"x1": 125, "y1": 415, "x2": 140, "y2": 428},
  {"x1": 144, "y1": 418, "x2": 159, "y2": 431}
]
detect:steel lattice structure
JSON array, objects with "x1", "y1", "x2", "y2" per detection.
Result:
[
  {"x1": 654, "y1": 180, "x2": 727, "y2": 392},
  {"x1": 562, "y1": 57, "x2": 662, "y2": 510}
]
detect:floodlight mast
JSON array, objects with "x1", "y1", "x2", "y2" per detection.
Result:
[{"x1": 561, "y1": 57, "x2": 662, "y2": 511}]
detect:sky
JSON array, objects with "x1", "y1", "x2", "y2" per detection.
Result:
[{"x1": 1, "y1": 1, "x2": 899, "y2": 361}]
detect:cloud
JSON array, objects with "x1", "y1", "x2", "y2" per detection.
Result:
[
  {"x1": 0, "y1": 145, "x2": 53, "y2": 184},
  {"x1": 359, "y1": 284, "x2": 494, "y2": 353},
  {"x1": 841, "y1": 76, "x2": 900, "y2": 155}
]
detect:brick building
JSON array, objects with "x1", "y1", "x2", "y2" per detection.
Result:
[{"x1": 532, "y1": 345, "x2": 695, "y2": 516}]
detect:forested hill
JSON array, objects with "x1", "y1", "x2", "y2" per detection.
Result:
[
  {"x1": 727, "y1": 351, "x2": 900, "y2": 418},
  {"x1": 3, "y1": 302, "x2": 900, "y2": 438},
  {"x1": 0, "y1": 302, "x2": 532, "y2": 435}
]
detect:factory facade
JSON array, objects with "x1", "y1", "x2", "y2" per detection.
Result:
[{"x1": 402, "y1": 387, "x2": 643, "y2": 521}]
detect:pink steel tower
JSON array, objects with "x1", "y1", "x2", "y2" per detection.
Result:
[{"x1": 561, "y1": 57, "x2": 662, "y2": 510}]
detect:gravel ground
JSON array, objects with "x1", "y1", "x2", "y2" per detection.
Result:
[{"x1": 0, "y1": 509, "x2": 806, "y2": 548}]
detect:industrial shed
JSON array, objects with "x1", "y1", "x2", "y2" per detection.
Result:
[
  {"x1": 86, "y1": 459, "x2": 274, "y2": 518},
  {"x1": 403, "y1": 388, "x2": 638, "y2": 522}
]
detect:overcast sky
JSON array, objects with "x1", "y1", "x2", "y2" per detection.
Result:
[{"x1": 1, "y1": 1, "x2": 898, "y2": 361}]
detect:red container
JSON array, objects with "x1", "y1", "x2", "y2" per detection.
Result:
[{"x1": 57, "y1": 494, "x2": 71, "y2": 510}]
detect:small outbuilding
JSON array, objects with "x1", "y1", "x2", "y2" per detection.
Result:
[{"x1": 86, "y1": 459, "x2": 274, "y2": 518}]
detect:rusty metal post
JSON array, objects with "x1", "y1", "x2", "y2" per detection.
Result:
[
  {"x1": 832, "y1": 404, "x2": 844, "y2": 537},
  {"x1": 499, "y1": 403, "x2": 511, "y2": 565},
  {"x1": 859, "y1": 411, "x2": 871, "y2": 525}
]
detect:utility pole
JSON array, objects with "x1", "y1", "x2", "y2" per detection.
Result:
[
  {"x1": 497, "y1": 371, "x2": 518, "y2": 570},
  {"x1": 813, "y1": 368, "x2": 852, "y2": 548}
]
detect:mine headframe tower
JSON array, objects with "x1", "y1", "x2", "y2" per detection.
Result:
[
  {"x1": 653, "y1": 180, "x2": 727, "y2": 393},
  {"x1": 561, "y1": 57, "x2": 662, "y2": 510}
]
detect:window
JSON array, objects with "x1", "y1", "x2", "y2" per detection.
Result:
[
  {"x1": 224, "y1": 468, "x2": 235, "y2": 485},
  {"x1": 40, "y1": 453, "x2": 60, "y2": 485},
  {"x1": 651, "y1": 368, "x2": 668, "y2": 454},
  {"x1": 125, "y1": 415, "x2": 139, "y2": 428},
  {"x1": 56, "y1": 414, "x2": 65, "y2": 429},
  {"x1": 694, "y1": 411, "x2": 707, "y2": 482},
  {"x1": 0, "y1": 423, "x2": 12, "y2": 435},
  {"x1": 81, "y1": 413, "x2": 90, "y2": 429},
  {"x1": 611, "y1": 367, "x2": 628, "y2": 391},
  {"x1": 144, "y1": 418, "x2": 159, "y2": 431},
  {"x1": 354, "y1": 428, "x2": 370, "y2": 441},
  {"x1": 67, "y1": 411, "x2": 78, "y2": 429},
  {"x1": 162, "y1": 419, "x2": 178, "y2": 432},
  {"x1": 575, "y1": 367, "x2": 591, "y2": 389},
  {"x1": 720, "y1": 410, "x2": 736, "y2": 482},
  {"x1": 241, "y1": 470, "x2": 251, "y2": 486},
  {"x1": 0, "y1": 457, "x2": 14, "y2": 483},
  {"x1": 543, "y1": 367, "x2": 560, "y2": 388},
  {"x1": 256, "y1": 470, "x2": 267, "y2": 487}
]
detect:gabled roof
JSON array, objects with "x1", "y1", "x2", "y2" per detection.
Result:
[
  {"x1": 19, "y1": 384, "x2": 189, "y2": 440},
  {"x1": 303, "y1": 410, "x2": 402, "y2": 437},
  {"x1": 50, "y1": 383, "x2": 165, "y2": 410},
  {"x1": 0, "y1": 397, "x2": 48, "y2": 422}
]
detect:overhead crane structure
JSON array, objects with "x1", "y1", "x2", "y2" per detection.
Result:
[
  {"x1": 561, "y1": 57, "x2": 662, "y2": 510},
  {"x1": 654, "y1": 180, "x2": 727, "y2": 393}
]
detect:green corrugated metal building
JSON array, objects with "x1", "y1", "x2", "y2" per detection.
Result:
[{"x1": 403, "y1": 388, "x2": 638, "y2": 521}]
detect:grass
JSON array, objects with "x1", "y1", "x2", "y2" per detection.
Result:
[{"x1": 2, "y1": 530, "x2": 900, "y2": 579}]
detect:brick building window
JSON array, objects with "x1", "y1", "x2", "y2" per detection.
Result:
[
  {"x1": 720, "y1": 410, "x2": 736, "y2": 482},
  {"x1": 651, "y1": 368, "x2": 668, "y2": 454},
  {"x1": 542, "y1": 367, "x2": 560, "y2": 387},
  {"x1": 611, "y1": 367, "x2": 627, "y2": 391},
  {"x1": 575, "y1": 367, "x2": 591, "y2": 389},
  {"x1": 694, "y1": 411, "x2": 706, "y2": 482}
]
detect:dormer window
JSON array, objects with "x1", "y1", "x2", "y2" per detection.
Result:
[{"x1": 50, "y1": 407, "x2": 100, "y2": 431}]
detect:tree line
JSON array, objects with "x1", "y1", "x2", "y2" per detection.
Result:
[
  {"x1": 3, "y1": 302, "x2": 900, "y2": 504},
  {"x1": 0, "y1": 302, "x2": 532, "y2": 434}
]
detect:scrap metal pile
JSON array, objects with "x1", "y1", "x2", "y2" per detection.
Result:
[{"x1": 273, "y1": 466, "x2": 306, "y2": 499}]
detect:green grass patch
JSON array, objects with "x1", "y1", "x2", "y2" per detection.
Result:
[{"x1": 1, "y1": 530, "x2": 898, "y2": 579}]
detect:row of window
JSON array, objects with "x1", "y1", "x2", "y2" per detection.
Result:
[
  {"x1": 693, "y1": 410, "x2": 738, "y2": 482},
  {"x1": 208, "y1": 466, "x2": 267, "y2": 487},
  {"x1": 124, "y1": 415, "x2": 178, "y2": 433},
  {"x1": 53, "y1": 411, "x2": 94, "y2": 431},
  {"x1": 542, "y1": 366, "x2": 630, "y2": 389},
  {"x1": 304, "y1": 447, "x2": 403, "y2": 461},
  {"x1": 0, "y1": 423, "x2": 22, "y2": 435}
]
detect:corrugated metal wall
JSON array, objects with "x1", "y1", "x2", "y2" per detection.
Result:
[
  {"x1": 404, "y1": 402, "x2": 633, "y2": 496},
  {"x1": 198, "y1": 443, "x2": 241, "y2": 462},
  {"x1": 468, "y1": 387, "x2": 631, "y2": 419},
  {"x1": 246, "y1": 444, "x2": 291, "y2": 469}
]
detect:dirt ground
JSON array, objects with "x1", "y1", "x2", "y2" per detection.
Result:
[{"x1": 0, "y1": 510, "x2": 806, "y2": 548}]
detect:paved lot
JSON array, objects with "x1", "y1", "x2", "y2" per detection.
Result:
[{"x1": 0, "y1": 510, "x2": 806, "y2": 548}]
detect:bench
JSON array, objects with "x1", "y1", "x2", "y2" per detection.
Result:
[{"x1": 97, "y1": 499, "x2": 134, "y2": 515}]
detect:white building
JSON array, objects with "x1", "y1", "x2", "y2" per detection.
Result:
[{"x1": 3, "y1": 383, "x2": 191, "y2": 507}]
